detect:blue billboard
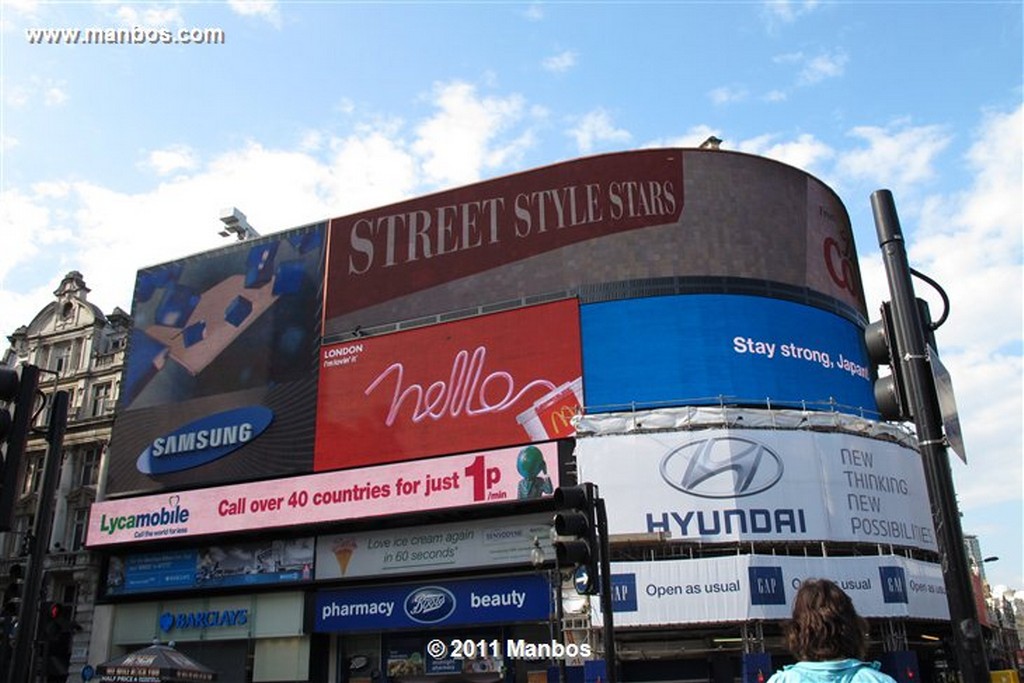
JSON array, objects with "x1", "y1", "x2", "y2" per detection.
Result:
[
  {"x1": 314, "y1": 574, "x2": 551, "y2": 632},
  {"x1": 581, "y1": 294, "x2": 875, "y2": 415}
]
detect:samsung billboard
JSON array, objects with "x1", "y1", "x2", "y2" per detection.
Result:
[
  {"x1": 582, "y1": 294, "x2": 875, "y2": 416},
  {"x1": 107, "y1": 223, "x2": 326, "y2": 495}
]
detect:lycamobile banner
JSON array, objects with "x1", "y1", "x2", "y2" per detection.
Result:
[{"x1": 87, "y1": 442, "x2": 560, "y2": 547}]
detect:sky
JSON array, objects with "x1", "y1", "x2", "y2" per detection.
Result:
[{"x1": 0, "y1": 1, "x2": 1020, "y2": 591}]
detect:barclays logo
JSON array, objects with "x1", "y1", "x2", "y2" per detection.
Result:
[
  {"x1": 404, "y1": 587, "x2": 456, "y2": 624},
  {"x1": 660, "y1": 436, "x2": 784, "y2": 499}
]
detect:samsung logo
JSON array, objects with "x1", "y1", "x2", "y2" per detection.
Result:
[
  {"x1": 137, "y1": 406, "x2": 273, "y2": 475},
  {"x1": 403, "y1": 586, "x2": 456, "y2": 624},
  {"x1": 660, "y1": 436, "x2": 784, "y2": 499}
]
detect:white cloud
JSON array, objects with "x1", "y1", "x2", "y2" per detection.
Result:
[
  {"x1": 871, "y1": 105, "x2": 1023, "y2": 511},
  {"x1": 143, "y1": 145, "x2": 199, "y2": 176},
  {"x1": 227, "y1": 0, "x2": 281, "y2": 27},
  {"x1": 114, "y1": 4, "x2": 185, "y2": 28},
  {"x1": 542, "y1": 50, "x2": 578, "y2": 74},
  {"x1": 1, "y1": 134, "x2": 18, "y2": 151},
  {"x1": 798, "y1": 49, "x2": 848, "y2": 85},
  {"x1": 738, "y1": 133, "x2": 835, "y2": 174},
  {"x1": 837, "y1": 120, "x2": 952, "y2": 192},
  {"x1": 709, "y1": 85, "x2": 748, "y2": 105},
  {"x1": 0, "y1": 78, "x2": 544, "y2": 339},
  {"x1": 567, "y1": 108, "x2": 631, "y2": 154},
  {"x1": 763, "y1": 0, "x2": 821, "y2": 24},
  {"x1": 524, "y1": 3, "x2": 545, "y2": 21},
  {"x1": 413, "y1": 81, "x2": 529, "y2": 187},
  {"x1": 44, "y1": 85, "x2": 68, "y2": 106}
]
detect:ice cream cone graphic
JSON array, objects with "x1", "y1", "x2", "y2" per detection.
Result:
[{"x1": 333, "y1": 539, "x2": 357, "y2": 575}]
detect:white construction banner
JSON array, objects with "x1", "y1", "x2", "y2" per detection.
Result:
[
  {"x1": 593, "y1": 554, "x2": 948, "y2": 627},
  {"x1": 577, "y1": 428, "x2": 936, "y2": 551}
]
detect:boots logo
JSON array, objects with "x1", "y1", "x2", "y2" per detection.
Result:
[
  {"x1": 403, "y1": 586, "x2": 456, "y2": 624},
  {"x1": 659, "y1": 436, "x2": 783, "y2": 498}
]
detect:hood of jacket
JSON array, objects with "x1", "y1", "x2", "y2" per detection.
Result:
[{"x1": 781, "y1": 659, "x2": 883, "y2": 683}]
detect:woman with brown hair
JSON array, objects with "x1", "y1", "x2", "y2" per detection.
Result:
[{"x1": 767, "y1": 578, "x2": 897, "y2": 683}]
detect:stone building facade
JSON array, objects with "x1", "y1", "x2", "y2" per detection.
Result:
[{"x1": 1, "y1": 271, "x2": 129, "y2": 682}]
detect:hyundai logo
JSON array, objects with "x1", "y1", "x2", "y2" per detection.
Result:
[
  {"x1": 403, "y1": 587, "x2": 456, "y2": 624},
  {"x1": 659, "y1": 436, "x2": 784, "y2": 498}
]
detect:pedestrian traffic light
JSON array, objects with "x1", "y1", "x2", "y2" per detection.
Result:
[
  {"x1": 2, "y1": 563, "x2": 23, "y2": 617},
  {"x1": 551, "y1": 484, "x2": 599, "y2": 595},
  {"x1": 863, "y1": 302, "x2": 910, "y2": 422},
  {"x1": 0, "y1": 365, "x2": 40, "y2": 531}
]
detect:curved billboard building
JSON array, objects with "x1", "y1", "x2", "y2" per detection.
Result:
[{"x1": 89, "y1": 148, "x2": 942, "y2": 683}]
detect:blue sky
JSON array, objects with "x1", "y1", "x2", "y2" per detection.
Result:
[{"x1": 1, "y1": 1, "x2": 1021, "y2": 590}]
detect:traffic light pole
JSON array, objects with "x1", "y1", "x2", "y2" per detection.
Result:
[
  {"x1": 870, "y1": 190, "x2": 989, "y2": 683},
  {"x1": 594, "y1": 495, "x2": 616, "y2": 683},
  {"x1": 7, "y1": 390, "x2": 68, "y2": 683}
]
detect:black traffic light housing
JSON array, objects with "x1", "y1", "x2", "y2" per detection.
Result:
[
  {"x1": 2, "y1": 563, "x2": 23, "y2": 618},
  {"x1": 0, "y1": 365, "x2": 41, "y2": 531},
  {"x1": 551, "y1": 484, "x2": 599, "y2": 594},
  {"x1": 38, "y1": 601, "x2": 74, "y2": 680},
  {"x1": 864, "y1": 302, "x2": 910, "y2": 422}
]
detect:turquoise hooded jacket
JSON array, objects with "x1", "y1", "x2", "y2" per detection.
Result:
[{"x1": 767, "y1": 659, "x2": 898, "y2": 683}]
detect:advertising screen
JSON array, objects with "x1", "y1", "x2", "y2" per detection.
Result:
[
  {"x1": 592, "y1": 554, "x2": 948, "y2": 627},
  {"x1": 576, "y1": 428, "x2": 936, "y2": 551},
  {"x1": 322, "y1": 149, "x2": 866, "y2": 340},
  {"x1": 315, "y1": 299, "x2": 582, "y2": 471},
  {"x1": 105, "y1": 537, "x2": 314, "y2": 597},
  {"x1": 87, "y1": 442, "x2": 561, "y2": 548},
  {"x1": 107, "y1": 223, "x2": 326, "y2": 495},
  {"x1": 315, "y1": 513, "x2": 554, "y2": 581},
  {"x1": 581, "y1": 294, "x2": 875, "y2": 416}
]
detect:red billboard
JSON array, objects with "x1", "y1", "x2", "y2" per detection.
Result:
[
  {"x1": 323, "y1": 149, "x2": 685, "y2": 338},
  {"x1": 315, "y1": 299, "x2": 582, "y2": 471}
]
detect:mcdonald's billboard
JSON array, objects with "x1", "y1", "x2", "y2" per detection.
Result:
[{"x1": 314, "y1": 299, "x2": 582, "y2": 471}]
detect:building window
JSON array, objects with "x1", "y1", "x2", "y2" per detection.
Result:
[
  {"x1": 53, "y1": 343, "x2": 72, "y2": 375},
  {"x1": 71, "y1": 508, "x2": 89, "y2": 551},
  {"x1": 21, "y1": 454, "x2": 42, "y2": 496},
  {"x1": 79, "y1": 447, "x2": 100, "y2": 487},
  {"x1": 91, "y1": 383, "x2": 112, "y2": 417}
]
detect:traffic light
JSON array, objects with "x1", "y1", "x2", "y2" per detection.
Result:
[
  {"x1": 552, "y1": 484, "x2": 599, "y2": 595},
  {"x1": 0, "y1": 365, "x2": 40, "y2": 531},
  {"x1": 2, "y1": 563, "x2": 23, "y2": 618},
  {"x1": 863, "y1": 302, "x2": 910, "y2": 422},
  {"x1": 38, "y1": 601, "x2": 73, "y2": 680}
]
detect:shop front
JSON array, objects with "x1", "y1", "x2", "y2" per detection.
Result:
[
  {"x1": 106, "y1": 591, "x2": 309, "y2": 683},
  {"x1": 313, "y1": 573, "x2": 578, "y2": 683}
]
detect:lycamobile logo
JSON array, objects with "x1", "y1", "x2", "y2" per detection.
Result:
[{"x1": 99, "y1": 495, "x2": 190, "y2": 537}]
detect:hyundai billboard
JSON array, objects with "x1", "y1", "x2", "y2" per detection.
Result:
[
  {"x1": 315, "y1": 299, "x2": 582, "y2": 471},
  {"x1": 107, "y1": 222, "x2": 326, "y2": 495},
  {"x1": 576, "y1": 428, "x2": 937, "y2": 551},
  {"x1": 581, "y1": 294, "x2": 875, "y2": 415},
  {"x1": 322, "y1": 149, "x2": 866, "y2": 339}
]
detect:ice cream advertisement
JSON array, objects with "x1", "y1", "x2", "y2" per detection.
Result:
[{"x1": 315, "y1": 513, "x2": 555, "y2": 580}]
